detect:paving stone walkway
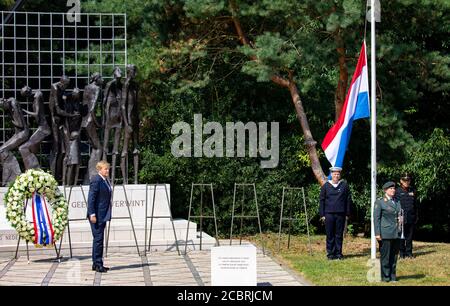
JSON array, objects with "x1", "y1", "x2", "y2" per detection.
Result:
[{"x1": 0, "y1": 243, "x2": 311, "y2": 286}]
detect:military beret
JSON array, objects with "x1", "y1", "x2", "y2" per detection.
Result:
[
  {"x1": 382, "y1": 181, "x2": 395, "y2": 190},
  {"x1": 329, "y1": 166, "x2": 342, "y2": 172}
]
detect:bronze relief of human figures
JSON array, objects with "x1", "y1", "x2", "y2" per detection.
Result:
[
  {"x1": 49, "y1": 75, "x2": 76, "y2": 182},
  {"x1": 18, "y1": 86, "x2": 52, "y2": 170},
  {"x1": 0, "y1": 97, "x2": 30, "y2": 186},
  {"x1": 102, "y1": 66, "x2": 123, "y2": 183},
  {"x1": 120, "y1": 64, "x2": 139, "y2": 184},
  {"x1": 63, "y1": 88, "x2": 83, "y2": 186},
  {"x1": 82, "y1": 73, "x2": 103, "y2": 183}
]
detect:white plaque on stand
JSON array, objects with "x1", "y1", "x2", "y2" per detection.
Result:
[{"x1": 211, "y1": 245, "x2": 256, "y2": 286}]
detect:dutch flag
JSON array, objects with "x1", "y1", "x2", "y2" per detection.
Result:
[{"x1": 321, "y1": 41, "x2": 370, "y2": 169}]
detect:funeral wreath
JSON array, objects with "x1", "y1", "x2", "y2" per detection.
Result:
[{"x1": 4, "y1": 169, "x2": 68, "y2": 247}]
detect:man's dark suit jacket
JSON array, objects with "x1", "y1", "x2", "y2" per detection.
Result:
[{"x1": 87, "y1": 174, "x2": 112, "y2": 223}]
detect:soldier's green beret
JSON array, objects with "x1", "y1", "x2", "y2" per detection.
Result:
[{"x1": 382, "y1": 181, "x2": 395, "y2": 190}]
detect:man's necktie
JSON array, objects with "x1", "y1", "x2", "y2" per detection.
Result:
[{"x1": 105, "y1": 179, "x2": 112, "y2": 192}]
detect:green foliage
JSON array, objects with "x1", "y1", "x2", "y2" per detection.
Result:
[
  {"x1": 407, "y1": 128, "x2": 450, "y2": 201},
  {"x1": 0, "y1": 0, "x2": 14, "y2": 10},
  {"x1": 326, "y1": 0, "x2": 362, "y2": 31},
  {"x1": 183, "y1": 0, "x2": 225, "y2": 18},
  {"x1": 240, "y1": 32, "x2": 298, "y2": 82},
  {"x1": 346, "y1": 223, "x2": 355, "y2": 236}
]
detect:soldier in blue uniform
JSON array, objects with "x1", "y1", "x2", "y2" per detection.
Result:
[
  {"x1": 395, "y1": 172, "x2": 417, "y2": 259},
  {"x1": 374, "y1": 181, "x2": 402, "y2": 282},
  {"x1": 319, "y1": 167, "x2": 352, "y2": 260}
]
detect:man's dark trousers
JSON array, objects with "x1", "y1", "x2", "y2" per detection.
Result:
[
  {"x1": 399, "y1": 223, "x2": 414, "y2": 257},
  {"x1": 379, "y1": 239, "x2": 400, "y2": 281},
  {"x1": 91, "y1": 222, "x2": 106, "y2": 268},
  {"x1": 325, "y1": 213, "x2": 346, "y2": 258}
]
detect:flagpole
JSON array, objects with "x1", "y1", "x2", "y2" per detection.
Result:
[{"x1": 370, "y1": 0, "x2": 377, "y2": 260}]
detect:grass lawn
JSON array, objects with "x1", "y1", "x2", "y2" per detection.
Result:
[{"x1": 249, "y1": 233, "x2": 450, "y2": 286}]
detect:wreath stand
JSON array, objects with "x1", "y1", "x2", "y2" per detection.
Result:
[
  {"x1": 229, "y1": 183, "x2": 265, "y2": 255},
  {"x1": 13, "y1": 197, "x2": 62, "y2": 263},
  {"x1": 61, "y1": 184, "x2": 88, "y2": 258},
  {"x1": 277, "y1": 187, "x2": 312, "y2": 255},
  {"x1": 145, "y1": 184, "x2": 180, "y2": 256},
  {"x1": 184, "y1": 183, "x2": 219, "y2": 255},
  {"x1": 104, "y1": 181, "x2": 141, "y2": 257}
]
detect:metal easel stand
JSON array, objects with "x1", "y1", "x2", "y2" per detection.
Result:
[
  {"x1": 104, "y1": 181, "x2": 141, "y2": 257},
  {"x1": 183, "y1": 183, "x2": 220, "y2": 255},
  {"x1": 229, "y1": 183, "x2": 265, "y2": 255},
  {"x1": 61, "y1": 184, "x2": 86, "y2": 259},
  {"x1": 277, "y1": 187, "x2": 312, "y2": 255},
  {"x1": 146, "y1": 184, "x2": 180, "y2": 256},
  {"x1": 14, "y1": 198, "x2": 61, "y2": 263}
]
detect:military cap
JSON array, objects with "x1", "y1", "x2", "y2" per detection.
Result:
[
  {"x1": 382, "y1": 181, "x2": 395, "y2": 190},
  {"x1": 400, "y1": 172, "x2": 412, "y2": 181},
  {"x1": 329, "y1": 166, "x2": 342, "y2": 172}
]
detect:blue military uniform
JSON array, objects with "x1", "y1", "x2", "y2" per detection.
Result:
[{"x1": 319, "y1": 178, "x2": 352, "y2": 260}]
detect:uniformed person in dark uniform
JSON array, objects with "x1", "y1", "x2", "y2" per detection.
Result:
[
  {"x1": 395, "y1": 172, "x2": 417, "y2": 259},
  {"x1": 319, "y1": 167, "x2": 352, "y2": 260},
  {"x1": 374, "y1": 181, "x2": 402, "y2": 282}
]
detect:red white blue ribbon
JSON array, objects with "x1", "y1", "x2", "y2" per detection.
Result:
[{"x1": 31, "y1": 192, "x2": 55, "y2": 246}]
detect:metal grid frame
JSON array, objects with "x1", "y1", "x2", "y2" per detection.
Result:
[{"x1": 0, "y1": 11, "x2": 127, "y2": 176}]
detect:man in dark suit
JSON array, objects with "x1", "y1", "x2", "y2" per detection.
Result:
[
  {"x1": 319, "y1": 167, "x2": 352, "y2": 260},
  {"x1": 87, "y1": 160, "x2": 113, "y2": 273},
  {"x1": 395, "y1": 172, "x2": 418, "y2": 259}
]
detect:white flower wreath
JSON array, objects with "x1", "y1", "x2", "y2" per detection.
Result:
[{"x1": 4, "y1": 169, "x2": 68, "y2": 246}]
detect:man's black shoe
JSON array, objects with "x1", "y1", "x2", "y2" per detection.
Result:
[
  {"x1": 92, "y1": 265, "x2": 110, "y2": 271},
  {"x1": 95, "y1": 266, "x2": 108, "y2": 273}
]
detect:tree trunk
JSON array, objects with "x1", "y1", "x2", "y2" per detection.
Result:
[
  {"x1": 287, "y1": 80, "x2": 327, "y2": 186},
  {"x1": 230, "y1": 1, "x2": 326, "y2": 186}
]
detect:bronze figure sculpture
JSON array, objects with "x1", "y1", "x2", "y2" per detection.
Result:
[
  {"x1": 63, "y1": 88, "x2": 83, "y2": 186},
  {"x1": 18, "y1": 86, "x2": 52, "y2": 170},
  {"x1": 81, "y1": 72, "x2": 103, "y2": 182},
  {"x1": 102, "y1": 66, "x2": 123, "y2": 183},
  {"x1": 0, "y1": 97, "x2": 30, "y2": 186},
  {"x1": 49, "y1": 75, "x2": 77, "y2": 182},
  {"x1": 120, "y1": 64, "x2": 139, "y2": 184}
]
